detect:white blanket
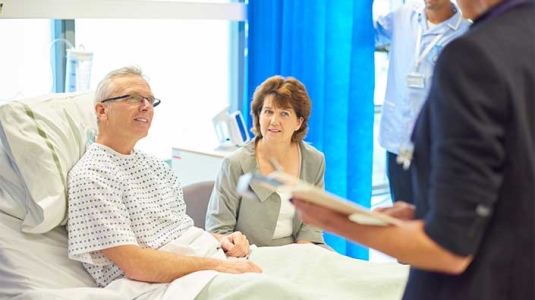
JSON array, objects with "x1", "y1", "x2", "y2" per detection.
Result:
[
  {"x1": 105, "y1": 226, "x2": 225, "y2": 300},
  {"x1": 198, "y1": 244, "x2": 409, "y2": 300},
  {"x1": 15, "y1": 228, "x2": 409, "y2": 300}
]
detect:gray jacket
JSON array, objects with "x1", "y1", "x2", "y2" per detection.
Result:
[{"x1": 205, "y1": 140, "x2": 326, "y2": 246}]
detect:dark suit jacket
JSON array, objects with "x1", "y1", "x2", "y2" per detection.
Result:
[{"x1": 406, "y1": 3, "x2": 534, "y2": 300}]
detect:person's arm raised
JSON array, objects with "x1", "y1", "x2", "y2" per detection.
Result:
[{"x1": 101, "y1": 244, "x2": 261, "y2": 283}]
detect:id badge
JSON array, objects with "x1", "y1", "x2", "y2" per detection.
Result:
[{"x1": 406, "y1": 72, "x2": 425, "y2": 89}]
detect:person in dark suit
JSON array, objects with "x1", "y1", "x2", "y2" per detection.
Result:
[{"x1": 292, "y1": 0, "x2": 534, "y2": 299}]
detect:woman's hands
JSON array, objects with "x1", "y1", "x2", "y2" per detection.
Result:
[{"x1": 220, "y1": 231, "x2": 250, "y2": 258}]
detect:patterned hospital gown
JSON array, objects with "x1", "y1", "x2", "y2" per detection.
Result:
[{"x1": 67, "y1": 143, "x2": 194, "y2": 287}]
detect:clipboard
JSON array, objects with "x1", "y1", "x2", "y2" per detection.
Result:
[{"x1": 236, "y1": 171, "x2": 403, "y2": 227}]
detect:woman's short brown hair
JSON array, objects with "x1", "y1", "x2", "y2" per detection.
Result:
[{"x1": 250, "y1": 75, "x2": 312, "y2": 142}]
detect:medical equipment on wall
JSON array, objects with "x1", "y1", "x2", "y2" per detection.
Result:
[
  {"x1": 65, "y1": 46, "x2": 93, "y2": 92},
  {"x1": 212, "y1": 107, "x2": 251, "y2": 150}
]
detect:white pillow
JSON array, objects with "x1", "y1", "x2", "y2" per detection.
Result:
[
  {"x1": 0, "y1": 212, "x2": 96, "y2": 298},
  {"x1": 0, "y1": 92, "x2": 97, "y2": 234},
  {"x1": 0, "y1": 139, "x2": 26, "y2": 220}
]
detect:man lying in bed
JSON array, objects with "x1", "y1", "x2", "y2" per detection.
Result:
[{"x1": 67, "y1": 66, "x2": 261, "y2": 288}]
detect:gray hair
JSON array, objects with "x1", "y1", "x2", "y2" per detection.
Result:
[{"x1": 94, "y1": 66, "x2": 145, "y2": 104}]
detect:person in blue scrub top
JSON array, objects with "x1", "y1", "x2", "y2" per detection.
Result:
[
  {"x1": 293, "y1": 0, "x2": 534, "y2": 299},
  {"x1": 375, "y1": 0, "x2": 470, "y2": 204}
]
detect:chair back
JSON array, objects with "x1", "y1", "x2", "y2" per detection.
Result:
[{"x1": 182, "y1": 180, "x2": 215, "y2": 229}]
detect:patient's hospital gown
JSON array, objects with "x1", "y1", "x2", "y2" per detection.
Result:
[{"x1": 67, "y1": 143, "x2": 194, "y2": 287}]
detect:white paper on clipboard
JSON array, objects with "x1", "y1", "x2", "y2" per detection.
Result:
[{"x1": 236, "y1": 171, "x2": 403, "y2": 227}]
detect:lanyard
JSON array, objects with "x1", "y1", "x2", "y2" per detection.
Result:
[
  {"x1": 413, "y1": 27, "x2": 443, "y2": 70},
  {"x1": 413, "y1": 13, "x2": 463, "y2": 71}
]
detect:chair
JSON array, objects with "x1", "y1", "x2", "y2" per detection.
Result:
[{"x1": 182, "y1": 180, "x2": 215, "y2": 229}]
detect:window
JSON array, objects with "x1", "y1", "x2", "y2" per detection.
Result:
[
  {"x1": 0, "y1": 0, "x2": 243, "y2": 160},
  {"x1": 371, "y1": 0, "x2": 404, "y2": 202},
  {"x1": 0, "y1": 20, "x2": 52, "y2": 104},
  {"x1": 369, "y1": 0, "x2": 406, "y2": 263},
  {"x1": 75, "y1": 19, "x2": 237, "y2": 159}
]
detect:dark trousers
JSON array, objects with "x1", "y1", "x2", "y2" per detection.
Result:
[{"x1": 386, "y1": 151, "x2": 413, "y2": 204}]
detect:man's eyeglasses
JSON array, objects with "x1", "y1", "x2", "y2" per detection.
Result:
[{"x1": 100, "y1": 94, "x2": 161, "y2": 107}]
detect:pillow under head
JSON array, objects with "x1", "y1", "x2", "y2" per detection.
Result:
[{"x1": 0, "y1": 92, "x2": 97, "y2": 234}]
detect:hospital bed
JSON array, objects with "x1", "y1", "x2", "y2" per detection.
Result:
[{"x1": 0, "y1": 92, "x2": 409, "y2": 300}]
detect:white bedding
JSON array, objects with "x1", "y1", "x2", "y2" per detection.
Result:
[
  {"x1": 1, "y1": 141, "x2": 408, "y2": 300},
  {"x1": 0, "y1": 213, "x2": 96, "y2": 298},
  {"x1": 3, "y1": 215, "x2": 409, "y2": 300},
  {"x1": 0, "y1": 151, "x2": 409, "y2": 300},
  {"x1": 198, "y1": 244, "x2": 409, "y2": 300}
]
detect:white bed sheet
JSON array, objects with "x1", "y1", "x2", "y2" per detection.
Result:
[
  {"x1": 1, "y1": 196, "x2": 409, "y2": 300},
  {"x1": 0, "y1": 212, "x2": 96, "y2": 299},
  {"x1": 10, "y1": 248, "x2": 409, "y2": 300}
]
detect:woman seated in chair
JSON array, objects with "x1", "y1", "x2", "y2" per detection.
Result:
[{"x1": 205, "y1": 75, "x2": 326, "y2": 247}]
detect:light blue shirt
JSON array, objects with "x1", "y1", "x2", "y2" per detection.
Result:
[{"x1": 376, "y1": 3, "x2": 470, "y2": 154}]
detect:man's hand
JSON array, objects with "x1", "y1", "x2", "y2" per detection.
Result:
[
  {"x1": 220, "y1": 231, "x2": 250, "y2": 258},
  {"x1": 373, "y1": 201, "x2": 415, "y2": 221},
  {"x1": 217, "y1": 258, "x2": 262, "y2": 274}
]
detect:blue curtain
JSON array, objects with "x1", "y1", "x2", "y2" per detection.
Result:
[{"x1": 245, "y1": 0, "x2": 375, "y2": 259}]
